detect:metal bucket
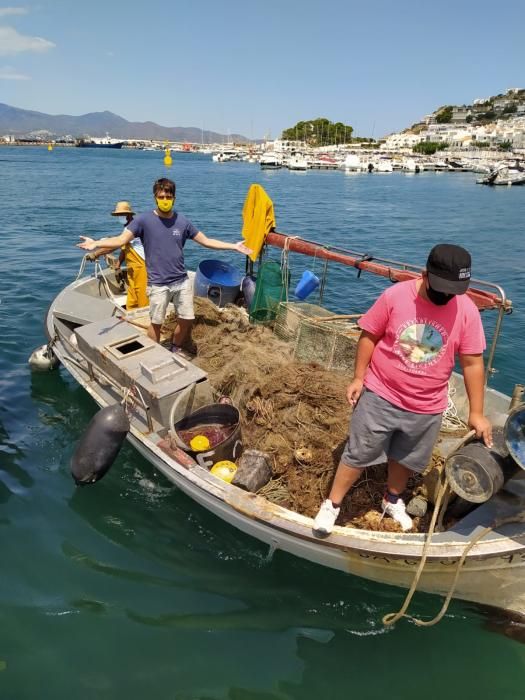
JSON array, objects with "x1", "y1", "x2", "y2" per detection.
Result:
[
  {"x1": 445, "y1": 429, "x2": 518, "y2": 503},
  {"x1": 173, "y1": 403, "x2": 242, "y2": 470}
]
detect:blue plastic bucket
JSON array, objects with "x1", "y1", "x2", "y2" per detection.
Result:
[
  {"x1": 295, "y1": 270, "x2": 320, "y2": 300},
  {"x1": 194, "y1": 259, "x2": 243, "y2": 307}
]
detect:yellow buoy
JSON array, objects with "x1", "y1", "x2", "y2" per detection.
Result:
[
  {"x1": 47, "y1": 143, "x2": 53, "y2": 151},
  {"x1": 189, "y1": 435, "x2": 211, "y2": 452},
  {"x1": 210, "y1": 460, "x2": 237, "y2": 483},
  {"x1": 163, "y1": 149, "x2": 172, "y2": 166}
]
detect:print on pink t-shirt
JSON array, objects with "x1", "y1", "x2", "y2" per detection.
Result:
[{"x1": 358, "y1": 279, "x2": 486, "y2": 414}]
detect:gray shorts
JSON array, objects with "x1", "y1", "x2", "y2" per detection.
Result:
[
  {"x1": 341, "y1": 389, "x2": 442, "y2": 473},
  {"x1": 147, "y1": 279, "x2": 195, "y2": 324}
]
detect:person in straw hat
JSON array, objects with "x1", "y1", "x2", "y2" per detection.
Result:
[{"x1": 88, "y1": 201, "x2": 149, "y2": 309}]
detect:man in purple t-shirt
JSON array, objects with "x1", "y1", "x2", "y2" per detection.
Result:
[
  {"x1": 313, "y1": 244, "x2": 493, "y2": 535},
  {"x1": 78, "y1": 178, "x2": 251, "y2": 350}
]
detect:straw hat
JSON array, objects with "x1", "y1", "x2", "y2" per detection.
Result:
[{"x1": 111, "y1": 201, "x2": 135, "y2": 216}]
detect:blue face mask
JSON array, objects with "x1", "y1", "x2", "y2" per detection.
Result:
[{"x1": 427, "y1": 283, "x2": 454, "y2": 306}]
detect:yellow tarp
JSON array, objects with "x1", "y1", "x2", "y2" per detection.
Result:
[{"x1": 241, "y1": 183, "x2": 276, "y2": 262}]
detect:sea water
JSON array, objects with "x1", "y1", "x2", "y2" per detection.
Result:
[{"x1": 1, "y1": 148, "x2": 525, "y2": 699}]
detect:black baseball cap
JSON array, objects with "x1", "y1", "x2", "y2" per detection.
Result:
[{"x1": 426, "y1": 244, "x2": 471, "y2": 295}]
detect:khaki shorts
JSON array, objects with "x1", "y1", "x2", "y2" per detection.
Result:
[
  {"x1": 147, "y1": 279, "x2": 195, "y2": 324},
  {"x1": 341, "y1": 389, "x2": 442, "y2": 473}
]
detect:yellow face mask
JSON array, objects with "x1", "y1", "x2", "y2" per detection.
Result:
[{"x1": 156, "y1": 198, "x2": 174, "y2": 213}]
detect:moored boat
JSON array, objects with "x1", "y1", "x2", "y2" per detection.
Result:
[
  {"x1": 287, "y1": 154, "x2": 309, "y2": 171},
  {"x1": 212, "y1": 150, "x2": 239, "y2": 162},
  {"x1": 76, "y1": 132, "x2": 124, "y2": 149},
  {"x1": 259, "y1": 151, "x2": 283, "y2": 169},
  {"x1": 342, "y1": 153, "x2": 365, "y2": 171},
  {"x1": 477, "y1": 162, "x2": 525, "y2": 186},
  {"x1": 36, "y1": 232, "x2": 525, "y2": 624}
]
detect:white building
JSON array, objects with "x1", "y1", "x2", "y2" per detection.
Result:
[
  {"x1": 383, "y1": 132, "x2": 421, "y2": 150},
  {"x1": 267, "y1": 139, "x2": 306, "y2": 153},
  {"x1": 383, "y1": 111, "x2": 525, "y2": 151}
]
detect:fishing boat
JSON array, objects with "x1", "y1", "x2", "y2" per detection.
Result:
[{"x1": 33, "y1": 232, "x2": 525, "y2": 625}]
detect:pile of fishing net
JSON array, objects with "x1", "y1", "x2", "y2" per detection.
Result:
[{"x1": 163, "y1": 298, "x2": 431, "y2": 532}]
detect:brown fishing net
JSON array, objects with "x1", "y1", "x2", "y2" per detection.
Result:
[{"x1": 161, "y1": 298, "x2": 435, "y2": 532}]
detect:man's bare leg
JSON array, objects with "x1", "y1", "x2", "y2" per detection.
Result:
[
  {"x1": 148, "y1": 323, "x2": 162, "y2": 343},
  {"x1": 386, "y1": 459, "x2": 412, "y2": 496},
  {"x1": 328, "y1": 462, "x2": 363, "y2": 505},
  {"x1": 172, "y1": 318, "x2": 193, "y2": 348}
]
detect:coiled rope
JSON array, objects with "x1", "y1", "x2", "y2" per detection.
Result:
[{"x1": 441, "y1": 383, "x2": 468, "y2": 433}]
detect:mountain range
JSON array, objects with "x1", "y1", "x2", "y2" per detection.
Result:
[{"x1": 0, "y1": 103, "x2": 250, "y2": 143}]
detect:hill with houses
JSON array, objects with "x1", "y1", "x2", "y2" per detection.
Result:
[{"x1": 385, "y1": 88, "x2": 525, "y2": 151}]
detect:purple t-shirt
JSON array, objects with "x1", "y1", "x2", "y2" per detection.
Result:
[{"x1": 127, "y1": 210, "x2": 198, "y2": 285}]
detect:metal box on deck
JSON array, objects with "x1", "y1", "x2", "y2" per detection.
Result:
[{"x1": 74, "y1": 318, "x2": 209, "y2": 427}]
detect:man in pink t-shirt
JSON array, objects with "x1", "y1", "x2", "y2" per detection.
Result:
[{"x1": 313, "y1": 244, "x2": 493, "y2": 535}]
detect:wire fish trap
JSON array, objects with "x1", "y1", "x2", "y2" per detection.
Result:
[
  {"x1": 274, "y1": 302, "x2": 335, "y2": 342},
  {"x1": 274, "y1": 302, "x2": 361, "y2": 372}
]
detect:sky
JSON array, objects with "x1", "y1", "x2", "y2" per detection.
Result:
[{"x1": 1, "y1": 0, "x2": 525, "y2": 140}]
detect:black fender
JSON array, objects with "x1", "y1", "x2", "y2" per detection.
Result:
[{"x1": 71, "y1": 404, "x2": 130, "y2": 485}]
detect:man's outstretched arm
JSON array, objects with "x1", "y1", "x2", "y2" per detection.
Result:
[
  {"x1": 77, "y1": 228, "x2": 134, "y2": 252},
  {"x1": 193, "y1": 232, "x2": 252, "y2": 255}
]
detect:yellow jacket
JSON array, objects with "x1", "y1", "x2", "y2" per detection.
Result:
[{"x1": 241, "y1": 184, "x2": 276, "y2": 262}]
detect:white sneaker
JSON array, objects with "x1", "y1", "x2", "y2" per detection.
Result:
[
  {"x1": 313, "y1": 500, "x2": 340, "y2": 536},
  {"x1": 381, "y1": 497, "x2": 413, "y2": 532}
]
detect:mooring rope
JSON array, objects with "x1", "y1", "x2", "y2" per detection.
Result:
[
  {"x1": 382, "y1": 474, "x2": 450, "y2": 627},
  {"x1": 382, "y1": 430, "x2": 476, "y2": 627}
]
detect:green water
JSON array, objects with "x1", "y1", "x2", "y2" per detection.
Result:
[{"x1": 1, "y1": 147, "x2": 525, "y2": 699}]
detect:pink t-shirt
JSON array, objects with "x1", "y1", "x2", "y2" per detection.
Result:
[{"x1": 359, "y1": 279, "x2": 486, "y2": 414}]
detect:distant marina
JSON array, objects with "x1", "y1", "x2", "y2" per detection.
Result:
[{"x1": 3, "y1": 135, "x2": 524, "y2": 183}]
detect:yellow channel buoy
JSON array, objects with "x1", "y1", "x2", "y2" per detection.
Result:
[
  {"x1": 163, "y1": 148, "x2": 172, "y2": 167},
  {"x1": 189, "y1": 435, "x2": 210, "y2": 452},
  {"x1": 47, "y1": 143, "x2": 53, "y2": 151},
  {"x1": 210, "y1": 461, "x2": 237, "y2": 483}
]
